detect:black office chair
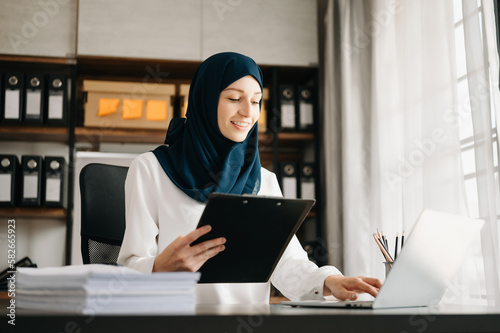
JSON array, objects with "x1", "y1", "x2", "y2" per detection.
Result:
[{"x1": 79, "y1": 163, "x2": 129, "y2": 265}]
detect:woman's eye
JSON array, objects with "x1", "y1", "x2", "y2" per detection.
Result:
[
  {"x1": 229, "y1": 98, "x2": 240, "y2": 102},
  {"x1": 252, "y1": 101, "x2": 260, "y2": 105}
]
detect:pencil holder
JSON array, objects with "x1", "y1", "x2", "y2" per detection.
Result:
[{"x1": 384, "y1": 261, "x2": 393, "y2": 277}]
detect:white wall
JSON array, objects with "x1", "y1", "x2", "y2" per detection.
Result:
[{"x1": 0, "y1": 0, "x2": 77, "y2": 57}]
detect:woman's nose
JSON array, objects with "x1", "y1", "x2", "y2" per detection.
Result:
[{"x1": 238, "y1": 99, "x2": 252, "y2": 117}]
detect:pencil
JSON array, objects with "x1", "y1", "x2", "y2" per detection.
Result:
[
  {"x1": 394, "y1": 233, "x2": 399, "y2": 260},
  {"x1": 377, "y1": 232, "x2": 390, "y2": 254},
  {"x1": 374, "y1": 234, "x2": 386, "y2": 259},
  {"x1": 382, "y1": 231, "x2": 388, "y2": 249},
  {"x1": 373, "y1": 233, "x2": 393, "y2": 262},
  {"x1": 401, "y1": 232, "x2": 405, "y2": 248}
]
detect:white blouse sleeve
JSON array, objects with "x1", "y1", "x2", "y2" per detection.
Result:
[
  {"x1": 263, "y1": 170, "x2": 343, "y2": 301},
  {"x1": 117, "y1": 155, "x2": 159, "y2": 273}
]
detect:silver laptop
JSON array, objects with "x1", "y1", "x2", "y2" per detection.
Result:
[{"x1": 282, "y1": 209, "x2": 484, "y2": 309}]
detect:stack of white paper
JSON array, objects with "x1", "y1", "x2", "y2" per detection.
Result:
[{"x1": 16, "y1": 264, "x2": 200, "y2": 315}]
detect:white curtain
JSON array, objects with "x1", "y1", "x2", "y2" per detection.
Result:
[
  {"x1": 323, "y1": 0, "x2": 500, "y2": 306},
  {"x1": 461, "y1": 0, "x2": 500, "y2": 305}
]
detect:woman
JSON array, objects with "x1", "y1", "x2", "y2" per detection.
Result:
[{"x1": 117, "y1": 52, "x2": 381, "y2": 304}]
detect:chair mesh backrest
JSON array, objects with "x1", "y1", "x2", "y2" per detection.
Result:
[
  {"x1": 80, "y1": 163, "x2": 129, "y2": 265},
  {"x1": 87, "y1": 238, "x2": 122, "y2": 265}
]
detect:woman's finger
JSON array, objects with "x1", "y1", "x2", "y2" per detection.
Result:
[
  {"x1": 346, "y1": 277, "x2": 380, "y2": 297},
  {"x1": 335, "y1": 290, "x2": 359, "y2": 301},
  {"x1": 197, "y1": 244, "x2": 226, "y2": 261},
  {"x1": 186, "y1": 244, "x2": 225, "y2": 272},
  {"x1": 174, "y1": 225, "x2": 212, "y2": 250},
  {"x1": 191, "y1": 237, "x2": 226, "y2": 255},
  {"x1": 359, "y1": 276, "x2": 383, "y2": 289}
]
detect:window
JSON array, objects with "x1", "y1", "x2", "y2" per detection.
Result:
[{"x1": 453, "y1": 0, "x2": 499, "y2": 305}]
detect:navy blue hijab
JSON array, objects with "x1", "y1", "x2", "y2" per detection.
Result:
[{"x1": 152, "y1": 52, "x2": 263, "y2": 203}]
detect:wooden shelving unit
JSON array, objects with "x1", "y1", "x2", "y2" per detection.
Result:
[
  {"x1": 0, "y1": 126, "x2": 69, "y2": 143},
  {"x1": 0, "y1": 55, "x2": 76, "y2": 65},
  {"x1": 0, "y1": 55, "x2": 77, "y2": 264},
  {"x1": 75, "y1": 127, "x2": 313, "y2": 145},
  {"x1": 75, "y1": 127, "x2": 165, "y2": 144},
  {"x1": 0, "y1": 207, "x2": 66, "y2": 219}
]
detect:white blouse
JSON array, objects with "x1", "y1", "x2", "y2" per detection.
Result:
[{"x1": 117, "y1": 152, "x2": 342, "y2": 304}]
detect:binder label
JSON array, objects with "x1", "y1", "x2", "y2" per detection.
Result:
[
  {"x1": 45, "y1": 178, "x2": 61, "y2": 202},
  {"x1": 48, "y1": 95, "x2": 64, "y2": 119},
  {"x1": 26, "y1": 91, "x2": 42, "y2": 116},
  {"x1": 23, "y1": 175, "x2": 38, "y2": 199},
  {"x1": 0, "y1": 174, "x2": 12, "y2": 201},
  {"x1": 281, "y1": 104, "x2": 295, "y2": 128},
  {"x1": 300, "y1": 102, "x2": 313, "y2": 126},
  {"x1": 283, "y1": 177, "x2": 297, "y2": 199},
  {"x1": 4, "y1": 90, "x2": 20, "y2": 119},
  {"x1": 301, "y1": 182, "x2": 315, "y2": 200}
]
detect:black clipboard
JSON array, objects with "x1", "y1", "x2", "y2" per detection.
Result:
[{"x1": 192, "y1": 193, "x2": 315, "y2": 284}]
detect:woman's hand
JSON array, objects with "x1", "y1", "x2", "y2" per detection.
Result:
[
  {"x1": 323, "y1": 275, "x2": 382, "y2": 301},
  {"x1": 152, "y1": 225, "x2": 226, "y2": 272}
]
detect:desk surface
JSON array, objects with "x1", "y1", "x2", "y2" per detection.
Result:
[{"x1": 2, "y1": 299, "x2": 500, "y2": 333}]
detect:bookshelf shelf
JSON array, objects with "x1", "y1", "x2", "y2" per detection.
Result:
[
  {"x1": 0, "y1": 127, "x2": 69, "y2": 143},
  {"x1": 0, "y1": 207, "x2": 66, "y2": 219},
  {"x1": 75, "y1": 127, "x2": 313, "y2": 145}
]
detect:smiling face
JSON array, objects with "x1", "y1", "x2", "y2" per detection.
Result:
[{"x1": 217, "y1": 75, "x2": 262, "y2": 142}]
